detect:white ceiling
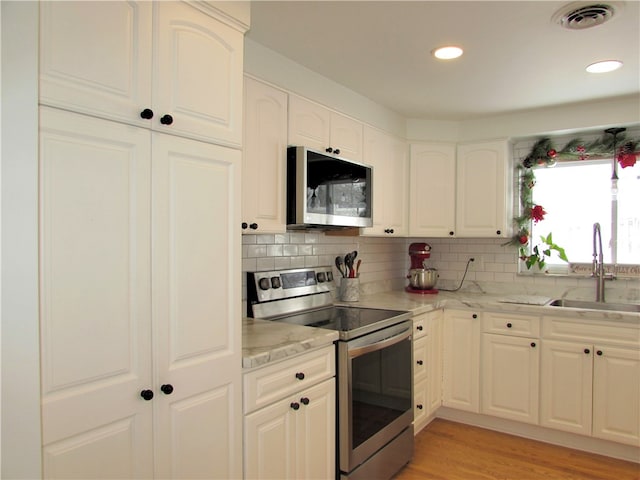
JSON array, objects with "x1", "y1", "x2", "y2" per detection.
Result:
[{"x1": 246, "y1": 1, "x2": 640, "y2": 121}]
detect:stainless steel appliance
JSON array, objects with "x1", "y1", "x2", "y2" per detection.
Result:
[
  {"x1": 287, "y1": 146, "x2": 373, "y2": 229},
  {"x1": 247, "y1": 267, "x2": 414, "y2": 480}
]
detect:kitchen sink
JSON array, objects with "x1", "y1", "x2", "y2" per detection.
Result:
[{"x1": 547, "y1": 299, "x2": 640, "y2": 313}]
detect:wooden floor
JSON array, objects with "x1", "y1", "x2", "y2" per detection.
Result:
[{"x1": 393, "y1": 419, "x2": 640, "y2": 480}]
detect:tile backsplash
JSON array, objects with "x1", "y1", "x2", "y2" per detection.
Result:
[{"x1": 242, "y1": 233, "x2": 639, "y2": 305}]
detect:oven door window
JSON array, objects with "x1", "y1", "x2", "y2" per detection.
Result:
[{"x1": 351, "y1": 336, "x2": 412, "y2": 449}]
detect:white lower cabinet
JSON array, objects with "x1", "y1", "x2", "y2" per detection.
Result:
[
  {"x1": 443, "y1": 310, "x2": 480, "y2": 412},
  {"x1": 481, "y1": 334, "x2": 540, "y2": 424},
  {"x1": 480, "y1": 312, "x2": 540, "y2": 424},
  {"x1": 413, "y1": 309, "x2": 443, "y2": 433},
  {"x1": 243, "y1": 346, "x2": 336, "y2": 479},
  {"x1": 541, "y1": 338, "x2": 640, "y2": 446}
]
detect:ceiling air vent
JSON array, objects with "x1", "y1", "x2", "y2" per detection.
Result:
[{"x1": 552, "y1": 2, "x2": 619, "y2": 29}]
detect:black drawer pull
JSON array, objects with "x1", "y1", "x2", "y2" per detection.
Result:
[{"x1": 295, "y1": 372, "x2": 305, "y2": 380}]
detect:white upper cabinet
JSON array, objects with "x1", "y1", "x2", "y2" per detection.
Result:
[
  {"x1": 288, "y1": 95, "x2": 363, "y2": 162},
  {"x1": 242, "y1": 77, "x2": 288, "y2": 233},
  {"x1": 40, "y1": 1, "x2": 245, "y2": 147},
  {"x1": 456, "y1": 140, "x2": 511, "y2": 237},
  {"x1": 362, "y1": 126, "x2": 408, "y2": 236},
  {"x1": 409, "y1": 140, "x2": 511, "y2": 238},
  {"x1": 409, "y1": 143, "x2": 457, "y2": 237}
]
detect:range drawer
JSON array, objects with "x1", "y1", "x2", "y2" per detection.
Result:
[
  {"x1": 483, "y1": 311, "x2": 540, "y2": 337},
  {"x1": 244, "y1": 345, "x2": 335, "y2": 414}
]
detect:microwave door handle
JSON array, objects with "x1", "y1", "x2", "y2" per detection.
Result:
[{"x1": 348, "y1": 329, "x2": 411, "y2": 359}]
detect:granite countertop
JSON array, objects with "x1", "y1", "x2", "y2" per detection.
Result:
[
  {"x1": 242, "y1": 289, "x2": 639, "y2": 370},
  {"x1": 242, "y1": 317, "x2": 339, "y2": 369}
]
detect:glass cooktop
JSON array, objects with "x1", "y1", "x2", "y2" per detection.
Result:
[{"x1": 273, "y1": 306, "x2": 411, "y2": 340}]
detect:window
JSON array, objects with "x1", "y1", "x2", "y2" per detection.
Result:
[{"x1": 531, "y1": 158, "x2": 639, "y2": 268}]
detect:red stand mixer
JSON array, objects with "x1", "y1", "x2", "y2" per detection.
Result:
[{"x1": 406, "y1": 243, "x2": 439, "y2": 294}]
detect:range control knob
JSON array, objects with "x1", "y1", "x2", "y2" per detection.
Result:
[
  {"x1": 258, "y1": 277, "x2": 270, "y2": 290},
  {"x1": 317, "y1": 272, "x2": 326, "y2": 283},
  {"x1": 271, "y1": 276, "x2": 281, "y2": 289},
  {"x1": 327, "y1": 272, "x2": 334, "y2": 282}
]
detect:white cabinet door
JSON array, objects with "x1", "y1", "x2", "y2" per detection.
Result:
[
  {"x1": 151, "y1": 133, "x2": 242, "y2": 478},
  {"x1": 39, "y1": 107, "x2": 154, "y2": 479},
  {"x1": 481, "y1": 334, "x2": 539, "y2": 424},
  {"x1": 288, "y1": 95, "x2": 363, "y2": 161},
  {"x1": 296, "y1": 379, "x2": 336, "y2": 480},
  {"x1": 39, "y1": 1, "x2": 153, "y2": 127},
  {"x1": 288, "y1": 95, "x2": 331, "y2": 151},
  {"x1": 592, "y1": 346, "x2": 640, "y2": 446},
  {"x1": 154, "y1": 2, "x2": 244, "y2": 146},
  {"x1": 443, "y1": 310, "x2": 480, "y2": 412},
  {"x1": 362, "y1": 127, "x2": 408, "y2": 236},
  {"x1": 329, "y1": 111, "x2": 363, "y2": 162},
  {"x1": 244, "y1": 398, "x2": 297, "y2": 480},
  {"x1": 244, "y1": 378, "x2": 335, "y2": 480},
  {"x1": 40, "y1": 1, "x2": 244, "y2": 146},
  {"x1": 540, "y1": 340, "x2": 593, "y2": 436},
  {"x1": 242, "y1": 77, "x2": 288, "y2": 233},
  {"x1": 409, "y1": 143, "x2": 456, "y2": 237},
  {"x1": 456, "y1": 140, "x2": 510, "y2": 237}
]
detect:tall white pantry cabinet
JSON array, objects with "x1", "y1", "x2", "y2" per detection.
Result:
[{"x1": 37, "y1": 2, "x2": 248, "y2": 478}]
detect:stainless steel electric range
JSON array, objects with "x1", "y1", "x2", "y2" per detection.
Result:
[{"x1": 247, "y1": 266, "x2": 415, "y2": 480}]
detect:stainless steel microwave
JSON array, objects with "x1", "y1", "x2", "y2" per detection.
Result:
[{"x1": 287, "y1": 146, "x2": 373, "y2": 229}]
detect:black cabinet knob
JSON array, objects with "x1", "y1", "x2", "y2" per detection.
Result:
[
  {"x1": 290, "y1": 402, "x2": 300, "y2": 410},
  {"x1": 241, "y1": 222, "x2": 248, "y2": 229},
  {"x1": 161, "y1": 384, "x2": 174, "y2": 395},
  {"x1": 596, "y1": 350, "x2": 603, "y2": 356},
  {"x1": 300, "y1": 397, "x2": 310, "y2": 405},
  {"x1": 530, "y1": 342, "x2": 536, "y2": 348},
  {"x1": 496, "y1": 230, "x2": 501, "y2": 235},
  {"x1": 384, "y1": 228, "x2": 395, "y2": 234},
  {"x1": 160, "y1": 114, "x2": 174, "y2": 125},
  {"x1": 140, "y1": 108, "x2": 154, "y2": 119},
  {"x1": 417, "y1": 404, "x2": 423, "y2": 410},
  {"x1": 416, "y1": 325, "x2": 423, "y2": 331},
  {"x1": 140, "y1": 389, "x2": 154, "y2": 401},
  {"x1": 295, "y1": 372, "x2": 305, "y2": 380},
  {"x1": 334, "y1": 148, "x2": 340, "y2": 155},
  {"x1": 416, "y1": 360, "x2": 423, "y2": 365},
  {"x1": 506, "y1": 323, "x2": 512, "y2": 328},
  {"x1": 249, "y1": 223, "x2": 258, "y2": 230},
  {"x1": 449, "y1": 231, "x2": 455, "y2": 236},
  {"x1": 325, "y1": 147, "x2": 333, "y2": 153},
  {"x1": 584, "y1": 348, "x2": 590, "y2": 354},
  {"x1": 472, "y1": 314, "x2": 478, "y2": 319}
]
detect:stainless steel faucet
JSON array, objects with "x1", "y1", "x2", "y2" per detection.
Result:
[{"x1": 592, "y1": 222, "x2": 606, "y2": 302}]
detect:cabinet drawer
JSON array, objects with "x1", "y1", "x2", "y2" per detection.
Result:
[
  {"x1": 542, "y1": 316, "x2": 640, "y2": 347},
  {"x1": 413, "y1": 336, "x2": 428, "y2": 382},
  {"x1": 244, "y1": 345, "x2": 335, "y2": 414},
  {"x1": 413, "y1": 314, "x2": 428, "y2": 339},
  {"x1": 483, "y1": 312, "x2": 540, "y2": 337}
]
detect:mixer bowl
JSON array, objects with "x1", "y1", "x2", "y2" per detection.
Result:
[{"x1": 408, "y1": 268, "x2": 438, "y2": 290}]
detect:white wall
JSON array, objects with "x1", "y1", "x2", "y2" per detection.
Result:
[{"x1": 1, "y1": 2, "x2": 42, "y2": 478}]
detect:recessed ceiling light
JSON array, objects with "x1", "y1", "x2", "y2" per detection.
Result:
[
  {"x1": 586, "y1": 60, "x2": 623, "y2": 73},
  {"x1": 433, "y1": 46, "x2": 463, "y2": 60}
]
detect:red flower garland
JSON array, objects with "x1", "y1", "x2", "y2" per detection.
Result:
[{"x1": 531, "y1": 205, "x2": 546, "y2": 223}]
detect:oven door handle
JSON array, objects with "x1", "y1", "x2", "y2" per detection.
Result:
[{"x1": 348, "y1": 328, "x2": 411, "y2": 358}]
